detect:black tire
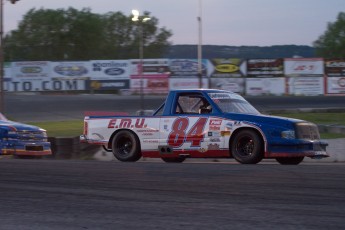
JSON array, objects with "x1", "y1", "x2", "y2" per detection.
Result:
[
  {"x1": 112, "y1": 130, "x2": 141, "y2": 162},
  {"x1": 231, "y1": 129, "x2": 264, "y2": 164},
  {"x1": 162, "y1": 157, "x2": 185, "y2": 163},
  {"x1": 276, "y1": 157, "x2": 304, "y2": 165}
]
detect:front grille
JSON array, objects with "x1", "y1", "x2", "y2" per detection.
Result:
[
  {"x1": 16, "y1": 130, "x2": 46, "y2": 142},
  {"x1": 295, "y1": 122, "x2": 320, "y2": 140},
  {"x1": 25, "y1": 145, "x2": 44, "y2": 151}
]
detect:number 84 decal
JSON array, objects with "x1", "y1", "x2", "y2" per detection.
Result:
[{"x1": 167, "y1": 117, "x2": 208, "y2": 147}]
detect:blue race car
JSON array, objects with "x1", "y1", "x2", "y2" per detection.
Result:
[{"x1": 0, "y1": 113, "x2": 51, "y2": 158}]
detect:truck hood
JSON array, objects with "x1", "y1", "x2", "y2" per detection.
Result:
[
  {"x1": 223, "y1": 113, "x2": 305, "y2": 129},
  {"x1": 0, "y1": 120, "x2": 44, "y2": 132}
]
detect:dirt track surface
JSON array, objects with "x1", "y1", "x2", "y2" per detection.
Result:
[{"x1": 0, "y1": 159, "x2": 344, "y2": 230}]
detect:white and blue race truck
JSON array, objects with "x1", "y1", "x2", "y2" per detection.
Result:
[{"x1": 81, "y1": 89, "x2": 328, "y2": 164}]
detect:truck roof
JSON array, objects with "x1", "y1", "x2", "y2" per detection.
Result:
[{"x1": 169, "y1": 89, "x2": 235, "y2": 94}]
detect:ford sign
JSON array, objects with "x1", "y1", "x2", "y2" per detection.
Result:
[{"x1": 104, "y1": 68, "x2": 125, "y2": 76}]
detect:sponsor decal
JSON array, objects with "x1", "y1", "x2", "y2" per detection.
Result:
[
  {"x1": 210, "y1": 138, "x2": 221, "y2": 142},
  {"x1": 104, "y1": 68, "x2": 125, "y2": 76},
  {"x1": 20, "y1": 66, "x2": 42, "y2": 74},
  {"x1": 208, "y1": 143, "x2": 220, "y2": 150},
  {"x1": 209, "y1": 119, "x2": 222, "y2": 131},
  {"x1": 225, "y1": 122, "x2": 233, "y2": 130},
  {"x1": 198, "y1": 148, "x2": 207, "y2": 153},
  {"x1": 221, "y1": 131, "x2": 231, "y2": 136},
  {"x1": 143, "y1": 140, "x2": 159, "y2": 143},
  {"x1": 215, "y1": 64, "x2": 239, "y2": 73},
  {"x1": 234, "y1": 121, "x2": 242, "y2": 126},
  {"x1": 108, "y1": 118, "x2": 147, "y2": 129}
]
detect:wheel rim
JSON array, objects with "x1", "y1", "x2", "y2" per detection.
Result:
[
  {"x1": 116, "y1": 135, "x2": 133, "y2": 156},
  {"x1": 236, "y1": 135, "x2": 254, "y2": 157}
]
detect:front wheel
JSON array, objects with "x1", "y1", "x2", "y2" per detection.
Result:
[
  {"x1": 276, "y1": 157, "x2": 304, "y2": 165},
  {"x1": 231, "y1": 129, "x2": 264, "y2": 164},
  {"x1": 112, "y1": 130, "x2": 141, "y2": 162}
]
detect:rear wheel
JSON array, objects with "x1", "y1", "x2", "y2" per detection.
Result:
[
  {"x1": 112, "y1": 130, "x2": 141, "y2": 162},
  {"x1": 231, "y1": 129, "x2": 264, "y2": 164},
  {"x1": 276, "y1": 157, "x2": 304, "y2": 165}
]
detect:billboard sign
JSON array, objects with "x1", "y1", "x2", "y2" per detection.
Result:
[
  {"x1": 324, "y1": 59, "x2": 345, "y2": 77},
  {"x1": 169, "y1": 59, "x2": 207, "y2": 77},
  {"x1": 50, "y1": 61, "x2": 91, "y2": 79},
  {"x1": 247, "y1": 59, "x2": 283, "y2": 77},
  {"x1": 12, "y1": 61, "x2": 50, "y2": 80},
  {"x1": 90, "y1": 60, "x2": 130, "y2": 80},
  {"x1": 210, "y1": 58, "x2": 246, "y2": 78},
  {"x1": 284, "y1": 58, "x2": 324, "y2": 76},
  {"x1": 130, "y1": 59, "x2": 170, "y2": 75}
]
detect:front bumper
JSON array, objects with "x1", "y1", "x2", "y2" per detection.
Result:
[
  {"x1": 0, "y1": 141, "x2": 52, "y2": 156},
  {"x1": 267, "y1": 140, "x2": 329, "y2": 158}
]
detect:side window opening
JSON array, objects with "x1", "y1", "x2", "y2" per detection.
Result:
[{"x1": 174, "y1": 93, "x2": 212, "y2": 114}]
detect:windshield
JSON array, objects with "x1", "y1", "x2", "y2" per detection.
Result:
[
  {"x1": 208, "y1": 92, "x2": 260, "y2": 115},
  {"x1": 0, "y1": 113, "x2": 8, "y2": 121}
]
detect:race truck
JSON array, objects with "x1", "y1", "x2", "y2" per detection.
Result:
[
  {"x1": 0, "y1": 113, "x2": 51, "y2": 158},
  {"x1": 80, "y1": 89, "x2": 328, "y2": 164}
]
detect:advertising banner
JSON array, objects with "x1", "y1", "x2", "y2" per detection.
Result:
[
  {"x1": 210, "y1": 58, "x2": 246, "y2": 78},
  {"x1": 287, "y1": 76, "x2": 324, "y2": 95},
  {"x1": 284, "y1": 58, "x2": 324, "y2": 76},
  {"x1": 11, "y1": 61, "x2": 50, "y2": 80},
  {"x1": 324, "y1": 59, "x2": 345, "y2": 77},
  {"x1": 169, "y1": 59, "x2": 208, "y2": 77},
  {"x1": 5, "y1": 79, "x2": 86, "y2": 92},
  {"x1": 169, "y1": 78, "x2": 209, "y2": 90},
  {"x1": 326, "y1": 77, "x2": 345, "y2": 94},
  {"x1": 87, "y1": 80, "x2": 130, "y2": 91},
  {"x1": 131, "y1": 74, "x2": 169, "y2": 94},
  {"x1": 246, "y1": 78, "x2": 285, "y2": 96},
  {"x1": 130, "y1": 59, "x2": 170, "y2": 75},
  {"x1": 3, "y1": 62, "x2": 12, "y2": 91},
  {"x1": 247, "y1": 59, "x2": 283, "y2": 77},
  {"x1": 210, "y1": 78, "x2": 245, "y2": 94},
  {"x1": 90, "y1": 60, "x2": 130, "y2": 80},
  {"x1": 50, "y1": 61, "x2": 91, "y2": 80}
]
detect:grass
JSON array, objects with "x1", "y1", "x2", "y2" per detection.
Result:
[
  {"x1": 27, "y1": 112, "x2": 345, "y2": 139},
  {"x1": 28, "y1": 120, "x2": 84, "y2": 137}
]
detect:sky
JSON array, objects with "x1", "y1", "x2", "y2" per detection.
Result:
[{"x1": 3, "y1": 0, "x2": 344, "y2": 46}]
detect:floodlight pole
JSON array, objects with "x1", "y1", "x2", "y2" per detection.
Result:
[
  {"x1": 0, "y1": 0, "x2": 21, "y2": 113},
  {"x1": 0, "y1": 0, "x2": 4, "y2": 113},
  {"x1": 132, "y1": 10, "x2": 150, "y2": 113},
  {"x1": 197, "y1": 0, "x2": 203, "y2": 88}
]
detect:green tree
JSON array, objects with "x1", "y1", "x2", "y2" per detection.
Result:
[
  {"x1": 314, "y1": 12, "x2": 345, "y2": 58},
  {"x1": 4, "y1": 8, "x2": 172, "y2": 61}
]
